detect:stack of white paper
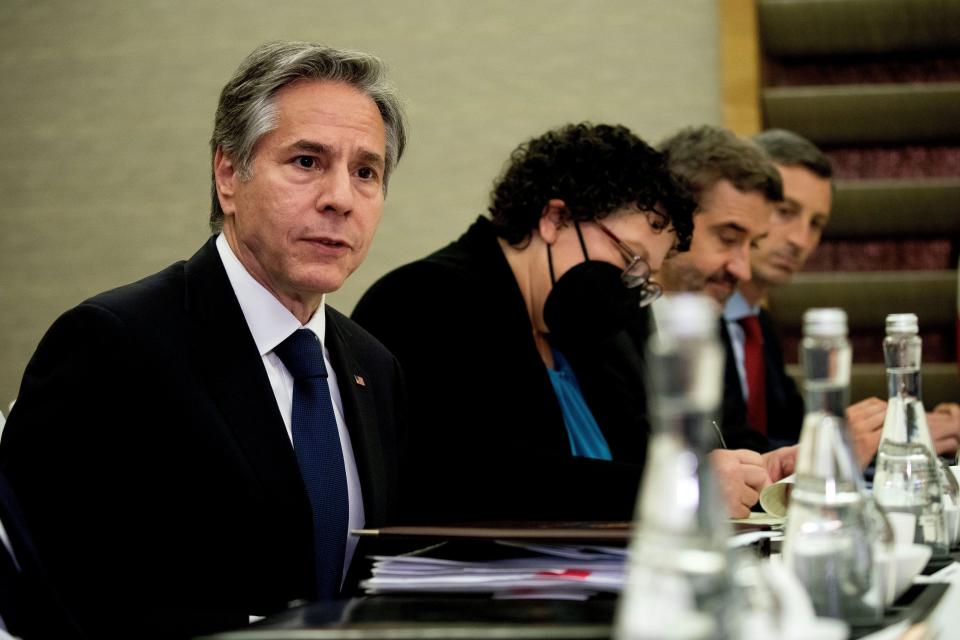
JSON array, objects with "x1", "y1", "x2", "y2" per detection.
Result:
[{"x1": 361, "y1": 542, "x2": 627, "y2": 600}]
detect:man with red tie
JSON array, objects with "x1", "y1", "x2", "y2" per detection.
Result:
[
  {"x1": 657, "y1": 127, "x2": 868, "y2": 461},
  {"x1": 721, "y1": 129, "x2": 833, "y2": 450},
  {"x1": 741, "y1": 130, "x2": 960, "y2": 462},
  {"x1": 654, "y1": 126, "x2": 870, "y2": 502},
  {"x1": 724, "y1": 129, "x2": 933, "y2": 467},
  {"x1": 655, "y1": 125, "x2": 790, "y2": 514}
]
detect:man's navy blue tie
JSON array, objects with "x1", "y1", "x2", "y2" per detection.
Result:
[{"x1": 273, "y1": 328, "x2": 348, "y2": 598}]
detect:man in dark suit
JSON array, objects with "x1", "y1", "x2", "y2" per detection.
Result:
[
  {"x1": 731, "y1": 129, "x2": 958, "y2": 464},
  {"x1": 655, "y1": 125, "x2": 792, "y2": 514},
  {"x1": 0, "y1": 471, "x2": 83, "y2": 639},
  {"x1": 721, "y1": 129, "x2": 833, "y2": 450},
  {"x1": 0, "y1": 42, "x2": 407, "y2": 639},
  {"x1": 719, "y1": 303, "x2": 804, "y2": 450}
]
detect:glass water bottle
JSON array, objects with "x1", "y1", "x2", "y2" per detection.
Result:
[
  {"x1": 615, "y1": 294, "x2": 735, "y2": 640},
  {"x1": 782, "y1": 308, "x2": 883, "y2": 624},
  {"x1": 872, "y1": 313, "x2": 949, "y2": 554}
]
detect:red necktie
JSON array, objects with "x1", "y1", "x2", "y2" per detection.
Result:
[{"x1": 739, "y1": 315, "x2": 767, "y2": 435}]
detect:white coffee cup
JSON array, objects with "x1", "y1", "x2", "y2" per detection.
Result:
[
  {"x1": 944, "y1": 503, "x2": 960, "y2": 546},
  {"x1": 886, "y1": 512, "x2": 917, "y2": 546},
  {"x1": 873, "y1": 542, "x2": 932, "y2": 606}
]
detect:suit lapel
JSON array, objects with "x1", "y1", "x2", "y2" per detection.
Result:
[
  {"x1": 183, "y1": 238, "x2": 307, "y2": 508},
  {"x1": 759, "y1": 310, "x2": 795, "y2": 442},
  {"x1": 720, "y1": 320, "x2": 746, "y2": 406},
  {"x1": 718, "y1": 319, "x2": 748, "y2": 447},
  {"x1": 323, "y1": 310, "x2": 387, "y2": 525},
  {"x1": 759, "y1": 309, "x2": 783, "y2": 404},
  {"x1": 0, "y1": 472, "x2": 39, "y2": 574}
]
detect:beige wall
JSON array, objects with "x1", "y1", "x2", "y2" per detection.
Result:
[{"x1": 0, "y1": 0, "x2": 720, "y2": 407}]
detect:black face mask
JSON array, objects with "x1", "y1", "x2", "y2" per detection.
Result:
[{"x1": 543, "y1": 260, "x2": 645, "y2": 350}]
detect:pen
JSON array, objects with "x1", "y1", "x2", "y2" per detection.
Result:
[{"x1": 711, "y1": 420, "x2": 728, "y2": 449}]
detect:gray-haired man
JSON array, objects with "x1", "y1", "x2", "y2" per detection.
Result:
[{"x1": 0, "y1": 42, "x2": 408, "y2": 638}]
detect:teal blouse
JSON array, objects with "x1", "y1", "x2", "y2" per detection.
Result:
[{"x1": 545, "y1": 347, "x2": 612, "y2": 461}]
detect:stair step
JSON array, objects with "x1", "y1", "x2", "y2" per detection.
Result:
[
  {"x1": 768, "y1": 270, "x2": 957, "y2": 330},
  {"x1": 759, "y1": 0, "x2": 960, "y2": 57},
  {"x1": 827, "y1": 178, "x2": 960, "y2": 238},
  {"x1": 763, "y1": 83, "x2": 960, "y2": 145}
]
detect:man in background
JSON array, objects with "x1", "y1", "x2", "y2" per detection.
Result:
[
  {"x1": 740, "y1": 129, "x2": 960, "y2": 463},
  {"x1": 0, "y1": 41, "x2": 407, "y2": 638},
  {"x1": 656, "y1": 124, "x2": 787, "y2": 515},
  {"x1": 723, "y1": 129, "x2": 832, "y2": 451}
]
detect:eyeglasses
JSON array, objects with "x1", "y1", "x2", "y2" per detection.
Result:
[{"x1": 589, "y1": 220, "x2": 663, "y2": 306}]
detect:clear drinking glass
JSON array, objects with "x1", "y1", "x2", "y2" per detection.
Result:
[
  {"x1": 615, "y1": 294, "x2": 736, "y2": 640},
  {"x1": 782, "y1": 309, "x2": 884, "y2": 624},
  {"x1": 871, "y1": 313, "x2": 949, "y2": 555}
]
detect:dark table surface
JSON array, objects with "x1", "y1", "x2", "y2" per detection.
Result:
[
  {"x1": 202, "y1": 595, "x2": 616, "y2": 639},
  {"x1": 198, "y1": 531, "x2": 959, "y2": 640},
  {"x1": 199, "y1": 583, "x2": 949, "y2": 640}
]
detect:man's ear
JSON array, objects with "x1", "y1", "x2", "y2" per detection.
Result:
[
  {"x1": 538, "y1": 199, "x2": 567, "y2": 244},
  {"x1": 213, "y1": 147, "x2": 238, "y2": 216}
]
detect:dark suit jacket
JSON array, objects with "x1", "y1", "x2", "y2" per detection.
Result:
[
  {"x1": 352, "y1": 217, "x2": 647, "y2": 524},
  {"x1": 0, "y1": 471, "x2": 83, "y2": 639},
  {"x1": 720, "y1": 308, "x2": 804, "y2": 451},
  {"x1": 0, "y1": 237, "x2": 405, "y2": 639}
]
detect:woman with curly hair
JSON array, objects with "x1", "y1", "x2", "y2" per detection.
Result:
[{"x1": 353, "y1": 123, "x2": 695, "y2": 523}]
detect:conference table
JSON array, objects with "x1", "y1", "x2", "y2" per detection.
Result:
[{"x1": 201, "y1": 524, "x2": 960, "y2": 640}]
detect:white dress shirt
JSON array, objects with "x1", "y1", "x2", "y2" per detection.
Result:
[
  {"x1": 722, "y1": 289, "x2": 761, "y2": 402},
  {"x1": 216, "y1": 234, "x2": 364, "y2": 584},
  {"x1": 649, "y1": 296, "x2": 668, "y2": 337}
]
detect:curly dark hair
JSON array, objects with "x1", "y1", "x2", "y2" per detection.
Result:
[{"x1": 488, "y1": 123, "x2": 695, "y2": 251}]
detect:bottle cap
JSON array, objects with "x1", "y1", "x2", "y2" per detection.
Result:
[
  {"x1": 803, "y1": 308, "x2": 847, "y2": 337},
  {"x1": 657, "y1": 293, "x2": 717, "y2": 338},
  {"x1": 885, "y1": 313, "x2": 919, "y2": 335}
]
